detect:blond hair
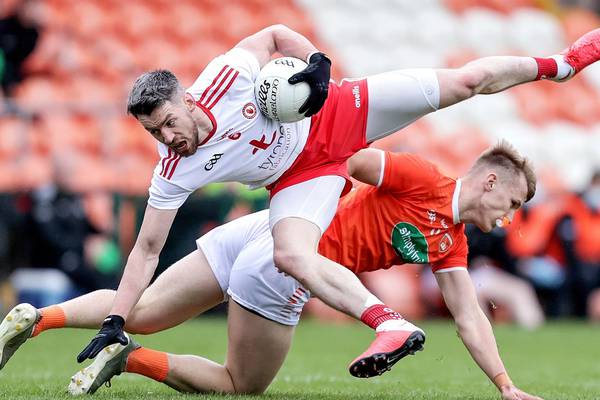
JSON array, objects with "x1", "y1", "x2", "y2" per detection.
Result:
[{"x1": 471, "y1": 140, "x2": 536, "y2": 202}]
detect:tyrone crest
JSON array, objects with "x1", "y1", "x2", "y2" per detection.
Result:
[{"x1": 242, "y1": 102, "x2": 257, "y2": 119}]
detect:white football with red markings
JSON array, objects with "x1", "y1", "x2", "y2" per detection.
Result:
[{"x1": 254, "y1": 57, "x2": 310, "y2": 123}]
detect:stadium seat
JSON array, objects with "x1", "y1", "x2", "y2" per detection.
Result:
[
  {"x1": 0, "y1": 118, "x2": 27, "y2": 159},
  {"x1": 460, "y1": 7, "x2": 510, "y2": 56},
  {"x1": 14, "y1": 154, "x2": 53, "y2": 191},
  {"x1": 561, "y1": 8, "x2": 600, "y2": 44},
  {"x1": 103, "y1": 116, "x2": 158, "y2": 162},
  {"x1": 507, "y1": 8, "x2": 565, "y2": 55},
  {"x1": 40, "y1": 114, "x2": 103, "y2": 156}
]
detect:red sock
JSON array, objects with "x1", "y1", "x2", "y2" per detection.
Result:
[
  {"x1": 533, "y1": 57, "x2": 558, "y2": 80},
  {"x1": 125, "y1": 347, "x2": 169, "y2": 382},
  {"x1": 31, "y1": 305, "x2": 66, "y2": 337},
  {"x1": 360, "y1": 304, "x2": 403, "y2": 330}
]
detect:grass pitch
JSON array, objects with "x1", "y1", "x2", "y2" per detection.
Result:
[{"x1": 0, "y1": 318, "x2": 597, "y2": 399}]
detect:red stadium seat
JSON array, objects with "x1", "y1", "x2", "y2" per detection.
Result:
[
  {"x1": 40, "y1": 114, "x2": 103, "y2": 156},
  {"x1": 561, "y1": 8, "x2": 600, "y2": 45},
  {"x1": 103, "y1": 116, "x2": 158, "y2": 162},
  {"x1": 0, "y1": 118, "x2": 27, "y2": 159}
]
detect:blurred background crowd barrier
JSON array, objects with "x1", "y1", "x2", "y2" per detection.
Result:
[{"x1": 0, "y1": 0, "x2": 599, "y2": 326}]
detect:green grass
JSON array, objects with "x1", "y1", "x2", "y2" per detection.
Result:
[{"x1": 0, "y1": 318, "x2": 598, "y2": 399}]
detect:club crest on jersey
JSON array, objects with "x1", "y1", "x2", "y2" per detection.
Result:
[
  {"x1": 439, "y1": 233, "x2": 453, "y2": 253},
  {"x1": 242, "y1": 102, "x2": 257, "y2": 119}
]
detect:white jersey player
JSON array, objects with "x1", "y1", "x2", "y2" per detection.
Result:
[
  {"x1": 74, "y1": 24, "x2": 600, "y2": 381},
  {"x1": 150, "y1": 48, "x2": 311, "y2": 210}
]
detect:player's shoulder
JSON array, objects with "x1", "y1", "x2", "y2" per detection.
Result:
[
  {"x1": 386, "y1": 152, "x2": 440, "y2": 174},
  {"x1": 188, "y1": 48, "x2": 259, "y2": 91},
  {"x1": 384, "y1": 151, "x2": 447, "y2": 188}
]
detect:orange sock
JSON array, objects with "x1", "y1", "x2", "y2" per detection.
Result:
[
  {"x1": 31, "y1": 305, "x2": 66, "y2": 337},
  {"x1": 125, "y1": 347, "x2": 169, "y2": 382}
]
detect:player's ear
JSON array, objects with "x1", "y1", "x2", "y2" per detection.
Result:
[
  {"x1": 485, "y1": 173, "x2": 497, "y2": 192},
  {"x1": 183, "y1": 92, "x2": 196, "y2": 112}
]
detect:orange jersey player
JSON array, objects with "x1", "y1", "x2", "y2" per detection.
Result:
[
  {"x1": 320, "y1": 151, "x2": 469, "y2": 275},
  {"x1": 1, "y1": 141, "x2": 542, "y2": 400}
]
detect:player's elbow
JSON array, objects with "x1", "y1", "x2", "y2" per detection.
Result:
[
  {"x1": 135, "y1": 236, "x2": 163, "y2": 258},
  {"x1": 453, "y1": 306, "x2": 485, "y2": 334}
]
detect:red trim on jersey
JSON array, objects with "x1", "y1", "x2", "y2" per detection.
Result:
[
  {"x1": 160, "y1": 148, "x2": 172, "y2": 176},
  {"x1": 160, "y1": 149, "x2": 177, "y2": 177},
  {"x1": 161, "y1": 151, "x2": 181, "y2": 179},
  {"x1": 206, "y1": 70, "x2": 239, "y2": 109},
  {"x1": 198, "y1": 65, "x2": 229, "y2": 105},
  {"x1": 195, "y1": 101, "x2": 218, "y2": 146},
  {"x1": 202, "y1": 67, "x2": 234, "y2": 107},
  {"x1": 167, "y1": 155, "x2": 182, "y2": 180}
]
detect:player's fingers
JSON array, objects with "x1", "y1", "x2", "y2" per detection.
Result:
[
  {"x1": 306, "y1": 94, "x2": 327, "y2": 117},
  {"x1": 77, "y1": 341, "x2": 97, "y2": 363},
  {"x1": 86, "y1": 340, "x2": 108, "y2": 360},
  {"x1": 116, "y1": 331, "x2": 129, "y2": 346},
  {"x1": 298, "y1": 94, "x2": 313, "y2": 114},
  {"x1": 87, "y1": 342, "x2": 102, "y2": 360},
  {"x1": 288, "y1": 72, "x2": 305, "y2": 85}
]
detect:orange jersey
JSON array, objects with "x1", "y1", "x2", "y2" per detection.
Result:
[{"x1": 318, "y1": 151, "x2": 468, "y2": 273}]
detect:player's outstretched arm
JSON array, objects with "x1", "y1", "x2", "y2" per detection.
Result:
[
  {"x1": 435, "y1": 269, "x2": 543, "y2": 400},
  {"x1": 236, "y1": 24, "x2": 331, "y2": 116},
  {"x1": 77, "y1": 205, "x2": 177, "y2": 362}
]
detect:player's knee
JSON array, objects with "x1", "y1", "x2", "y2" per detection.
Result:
[
  {"x1": 273, "y1": 248, "x2": 313, "y2": 284},
  {"x1": 124, "y1": 305, "x2": 159, "y2": 335},
  {"x1": 233, "y1": 380, "x2": 268, "y2": 395}
]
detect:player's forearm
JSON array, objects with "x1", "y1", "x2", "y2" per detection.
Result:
[
  {"x1": 455, "y1": 307, "x2": 511, "y2": 392},
  {"x1": 109, "y1": 247, "x2": 159, "y2": 319},
  {"x1": 270, "y1": 24, "x2": 319, "y2": 63}
]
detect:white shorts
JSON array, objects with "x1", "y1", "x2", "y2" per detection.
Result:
[
  {"x1": 268, "y1": 69, "x2": 440, "y2": 234},
  {"x1": 197, "y1": 210, "x2": 310, "y2": 326},
  {"x1": 268, "y1": 175, "x2": 346, "y2": 234}
]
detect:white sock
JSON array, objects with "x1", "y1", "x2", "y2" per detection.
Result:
[
  {"x1": 364, "y1": 294, "x2": 383, "y2": 308},
  {"x1": 376, "y1": 319, "x2": 423, "y2": 333},
  {"x1": 550, "y1": 55, "x2": 576, "y2": 81}
]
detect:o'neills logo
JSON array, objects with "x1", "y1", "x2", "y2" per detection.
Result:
[
  {"x1": 352, "y1": 85, "x2": 361, "y2": 108},
  {"x1": 256, "y1": 78, "x2": 280, "y2": 120},
  {"x1": 257, "y1": 80, "x2": 270, "y2": 116},
  {"x1": 391, "y1": 222, "x2": 429, "y2": 264}
]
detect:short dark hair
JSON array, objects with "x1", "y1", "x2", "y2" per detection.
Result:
[{"x1": 126, "y1": 70, "x2": 182, "y2": 116}]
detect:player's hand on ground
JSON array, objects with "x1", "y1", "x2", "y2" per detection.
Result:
[
  {"x1": 288, "y1": 52, "x2": 331, "y2": 117},
  {"x1": 77, "y1": 315, "x2": 128, "y2": 362},
  {"x1": 500, "y1": 384, "x2": 544, "y2": 400}
]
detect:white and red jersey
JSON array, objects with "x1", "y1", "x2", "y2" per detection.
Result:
[{"x1": 148, "y1": 48, "x2": 311, "y2": 209}]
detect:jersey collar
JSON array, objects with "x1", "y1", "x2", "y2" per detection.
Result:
[
  {"x1": 194, "y1": 98, "x2": 218, "y2": 146},
  {"x1": 452, "y1": 179, "x2": 461, "y2": 224}
]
